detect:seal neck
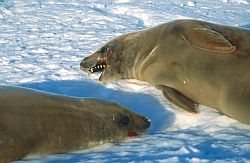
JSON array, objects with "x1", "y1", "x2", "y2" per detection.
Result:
[
  {"x1": 131, "y1": 27, "x2": 160, "y2": 80},
  {"x1": 108, "y1": 26, "x2": 160, "y2": 81}
]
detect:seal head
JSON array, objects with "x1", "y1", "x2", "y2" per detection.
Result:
[
  {"x1": 80, "y1": 33, "x2": 143, "y2": 81},
  {"x1": 79, "y1": 99, "x2": 151, "y2": 140}
]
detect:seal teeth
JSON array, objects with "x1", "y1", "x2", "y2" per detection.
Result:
[{"x1": 88, "y1": 62, "x2": 107, "y2": 73}]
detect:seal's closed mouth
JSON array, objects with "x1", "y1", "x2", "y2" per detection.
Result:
[
  {"x1": 127, "y1": 128, "x2": 149, "y2": 138},
  {"x1": 128, "y1": 131, "x2": 140, "y2": 138}
]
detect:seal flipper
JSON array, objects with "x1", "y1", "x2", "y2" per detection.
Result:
[
  {"x1": 182, "y1": 27, "x2": 236, "y2": 53},
  {"x1": 159, "y1": 86, "x2": 199, "y2": 114}
]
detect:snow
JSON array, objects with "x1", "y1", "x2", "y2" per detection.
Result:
[{"x1": 0, "y1": 0, "x2": 250, "y2": 162}]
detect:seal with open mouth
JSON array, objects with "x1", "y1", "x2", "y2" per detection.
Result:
[
  {"x1": 80, "y1": 19, "x2": 250, "y2": 125},
  {"x1": 0, "y1": 85, "x2": 150, "y2": 162}
]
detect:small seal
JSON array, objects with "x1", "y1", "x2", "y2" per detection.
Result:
[
  {"x1": 0, "y1": 85, "x2": 150, "y2": 162},
  {"x1": 80, "y1": 19, "x2": 250, "y2": 125}
]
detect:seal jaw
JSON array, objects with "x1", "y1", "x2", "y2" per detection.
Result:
[
  {"x1": 127, "y1": 129, "x2": 140, "y2": 137},
  {"x1": 80, "y1": 61, "x2": 108, "y2": 82},
  {"x1": 86, "y1": 62, "x2": 107, "y2": 73},
  {"x1": 127, "y1": 127, "x2": 150, "y2": 138}
]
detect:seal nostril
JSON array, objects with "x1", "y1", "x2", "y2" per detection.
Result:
[
  {"x1": 144, "y1": 116, "x2": 151, "y2": 122},
  {"x1": 143, "y1": 116, "x2": 151, "y2": 128}
]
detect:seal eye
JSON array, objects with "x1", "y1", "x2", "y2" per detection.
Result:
[
  {"x1": 118, "y1": 115, "x2": 130, "y2": 127},
  {"x1": 99, "y1": 47, "x2": 108, "y2": 54}
]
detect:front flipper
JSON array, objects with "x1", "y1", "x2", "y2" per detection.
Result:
[{"x1": 158, "y1": 86, "x2": 199, "y2": 114}]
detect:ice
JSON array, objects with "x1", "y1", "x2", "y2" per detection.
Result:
[{"x1": 0, "y1": 0, "x2": 250, "y2": 162}]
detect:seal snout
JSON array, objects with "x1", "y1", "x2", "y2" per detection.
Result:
[
  {"x1": 80, "y1": 60, "x2": 91, "y2": 70},
  {"x1": 138, "y1": 116, "x2": 151, "y2": 132},
  {"x1": 143, "y1": 116, "x2": 151, "y2": 129},
  {"x1": 80, "y1": 61, "x2": 86, "y2": 69},
  {"x1": 127, "y1": 116, "x2": 151, "y2": 138}
]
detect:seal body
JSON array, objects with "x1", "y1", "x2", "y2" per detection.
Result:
[
  {"x1": 80, "y1": 19, "x2": 250, "y2": 125},
  {"x1": 0, "y1": 85, "x2": 150, "y2": 162}
]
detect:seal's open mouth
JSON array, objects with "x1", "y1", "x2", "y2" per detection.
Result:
[
  {"x1": 80, "y1": 48, "x2": 112, "y2": 76},
  {"x1": 86, "y1": 61, "x2": 107, "y2": 73}
]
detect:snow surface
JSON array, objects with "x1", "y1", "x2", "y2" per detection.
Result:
[{"x1": 0, "y1": 0, "x2": 250, "y2": 162}]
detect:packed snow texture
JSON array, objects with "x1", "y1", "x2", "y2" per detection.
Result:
[{"x1": 0, "y1": 0, "x2": 250, "y2": 162}]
